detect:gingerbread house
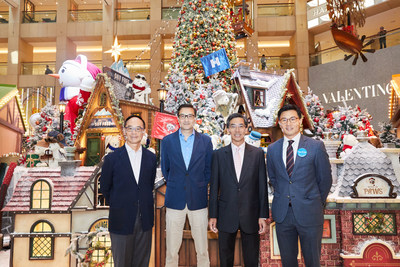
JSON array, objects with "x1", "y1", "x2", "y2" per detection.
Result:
[
  {"x1": 0, "y1": 84, "x2": 28, "y2": 155},
  {"x1": 232, "y1": 67, "x2": 313, "y2": 143}
]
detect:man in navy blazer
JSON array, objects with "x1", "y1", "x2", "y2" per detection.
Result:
[
  {"x1": 161, "y1": 104, "x2": 213, "y2": 267},
  {"x1": 100, "y1": 115, "x2": 157, "y2": 267},
  {"x1": 267, "y1": 104, "x2": 332, "y2": 267}
]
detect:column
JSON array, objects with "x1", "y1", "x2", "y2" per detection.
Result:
[
  {"x1": 6, "y1": 1, "x2": 23, "y2": 85},
  {"x1": 55, "y1": 0, "x2": 76, "y2": 104},
  {"x1": 292, "y1": 0, "x2": 309, "y2": 91},
  {"x1": 149, "y1": 0, "x2": 163, "y2": 106},
  {"x1": 102, "y1": 0, "x2": 115, "y2": 68}
]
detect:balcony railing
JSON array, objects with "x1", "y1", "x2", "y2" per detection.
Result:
[
  {"x1": 21, "y1": 62, "x2": 56, "y2": 75},
  {"x1": 69, "y1": 10, "x2": 102, "y2": 22},
  {"x1": 116, "y1": 9, "x2": 150, "y2": 21},
  {"x1": 126, "y1": 60, "x2": 151, "y2": 73},
  {"x1": 310, "y1": 28, "x2": 400, "y2": 66},
  {"x1": 22, "y1": 11, "x2": 57, "y2": 23},
  {"x1": 162, "y1": 7, "x2": 180, "y2": 20},
  {"x1": 0, "y1": 12, "x2": 9, "y2": 23},
  {"x1": 0, "y1": 63, "x2": 7, "y2": 75},
  {"x1": 257, "y1": 3, "x2": 295, "y2": 17}
]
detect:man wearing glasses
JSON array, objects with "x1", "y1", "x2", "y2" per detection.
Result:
[
  {"x1": 100, "y1": 115, "x2": 157, "y2": 267},
  {"x1": 267, "y1": 104, "x2": 332, "y2": 267},
  {"x1": 161, "y1": 103, "x2": 213, "y2": 267},
  {"x1": 209, "y1": 113, "x2": 268, "y2": 267}
]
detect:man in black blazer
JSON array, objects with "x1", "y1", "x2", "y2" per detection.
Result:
[
  {"x1": 209, "y1": 113, "x2": 268, "y2": 267},
  {"x1": 100, "y1": 115, "x2": 157, "y2": 267}
]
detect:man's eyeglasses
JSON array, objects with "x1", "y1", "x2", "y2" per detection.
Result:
[
  {"x1": 279, "y1": 117, "x2": 299, "y2": 124},
  {"x1": 179, "y1": 114, "x2": 195, "y2": 119},
  {"x1": 229, "y1": 124, "x2": 245, "y2": 129},
  {"x1": 125, "y1": 126, "x2": 144, "y2": 133}
]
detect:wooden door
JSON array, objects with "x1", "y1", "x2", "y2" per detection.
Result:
[{"x1": 155, "y1": 185, "x2": 244, "y2": 267}]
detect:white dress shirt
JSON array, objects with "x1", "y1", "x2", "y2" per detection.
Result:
[
  {"x1": 125, "y1": 144, "x2": 142, "y2": 184},
  {"x1": 231, "y1": 142, "x2": 245, "y2": 181},
  {"x1": 282, "y1": 133, "x2": 301, "y2": 167}
]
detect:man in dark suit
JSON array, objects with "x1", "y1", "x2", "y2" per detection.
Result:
[
  {"x1": 267, "y1": 104, "x2": 332, "y2": 267},
  {"x1": 209, "y1": 113, "x2": 268, "y2": 267},
  {"x1": 100, "y1": 115, "x2": 157, "y2": 267},
  {"x1": 161, "y1": 104, "x2": 213, "y2": 267}
]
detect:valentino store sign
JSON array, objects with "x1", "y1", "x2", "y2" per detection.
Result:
[{"x1": 321, "y1": 82, "x2": 390, "y2": 104}]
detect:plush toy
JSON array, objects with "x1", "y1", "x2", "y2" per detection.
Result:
[
  {"x1": 340, "y1": 134, "x2": 359, "y2": 159},
  {"x1": 126, "y1": 74, "x2": 151, "y2": 104},
  {"x1": 105, "y1": 135, "x2": 121, "y2": 155},
  {"x1": 221, "y1": 134, "x2": 232, "y2": 147},
  {"x1": 212, "y1": 90, "x2": 238, "y2": 119},
  {"x1": 34, "y1": 131, "x2": 66, "y2": 168},
  {"x1": 50, "y1": 55, "x2": 101, "y2": 132},
  {"x1": 245, "y1": 131, "x2": 261, "y2": 148}
]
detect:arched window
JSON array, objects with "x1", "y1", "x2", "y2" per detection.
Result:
[
  {"x1": 89, "y1": 219, "x2": 113, "y2": 266},
  {"x1": 31, "y1": 180, "x2": 51, "y2": 210},
  {"x1": 29, "y1": 220, "x2": 54, "y2": 259}
]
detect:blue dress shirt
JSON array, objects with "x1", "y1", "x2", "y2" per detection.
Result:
[{"x1": 179, "y1": 129, "x2": 195, "y2": 169}]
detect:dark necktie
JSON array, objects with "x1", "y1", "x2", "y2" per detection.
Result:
[{"x1": 286, "y1": 140, "x2": 294, "y2": 177}]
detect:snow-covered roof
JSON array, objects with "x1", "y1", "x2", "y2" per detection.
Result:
[
  {"x1": 2, "y1": 166, "x2": 96, "y2": 212},
  {"x1": 334, "y1": 141, "x2": 400, "y2": 197},
  {"x1": 234, "y1": 68, "x2": 312, "y2": 129}
]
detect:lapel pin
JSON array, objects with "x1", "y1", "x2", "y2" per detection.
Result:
[{"x1": 297, "y1": 148, "x2": 307, "y2": 157}]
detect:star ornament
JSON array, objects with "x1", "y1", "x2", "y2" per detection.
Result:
[{"x1": 105, "y1": 36, "x2": 126, "y2": 62}]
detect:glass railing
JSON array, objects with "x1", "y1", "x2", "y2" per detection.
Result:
[
  {"x1": 91, "y1": 60, "x2": 103, "y2": 70},
  {"x1": 162, "y1": 7, "x2": 180, "y2": 20},
  {"x1": 162, "y1": 59, "x2": 171, "y2": 72},
  {"x1": 116, "y1": 9, "x2": 150, "y2": 21},
  {"x1": 257, "y1": 3, "x2": 295, "y2": 17},
  {"x1": 249, "y1": 56, "x2": 297, "y2": 70},
  {"x1": 68, "y1": 10, "x2": 102, "y2": 22},
  {"x1": 21, "y1": 62, "x2": 56, "y2": 75},
  {"x1": 22, "y1": 11, "x2": 57, "y2": 23},
  {"x1": 125, "y1": 60, "x2": 151, "y2": 73},
  {"x1": 0, "y1": 63, "x2": 7, "y2": 75},
  {"x1": 0, "y1": 12, "x2": 9, "y2": 23},
  {"x1": 310, "y1": 28, "x2": 400, "y2": 66}
]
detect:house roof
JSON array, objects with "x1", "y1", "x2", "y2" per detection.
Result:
[
  {"x1": 233, "y1": 69, "x2": 313, "y2": 129},
  {"x1": 0, "y1": 84, "x2": 28, "y2": 131},
  {"x1": 2, "y1": 166, "x2": 96, "y2": 212},
  {"x1": 335, "y1": 141, "x2": 400, "y2": 197},
  {"x1": 74, "y1": 73, "x2": 125, "y2": 146}
]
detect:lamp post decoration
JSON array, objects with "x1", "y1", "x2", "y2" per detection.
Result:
[{"x1": 59, "y1": 102, "x2": 66, "y2": 134}]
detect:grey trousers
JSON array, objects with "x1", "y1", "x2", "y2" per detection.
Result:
[{"x1": 110, "y1": 211, "x2": 152, "y2": 267}]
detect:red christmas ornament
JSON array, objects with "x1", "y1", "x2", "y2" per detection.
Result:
[
  {"x1": 196, "y1": 119, "x2": 203, "y2": 124},
  {"x1": 41, "y1": 113, "x2": 45, "y2": 118},
  {"x1": 42, "y1": 126, "x2": 47, "y2": 132},
  {"x1": 314, "y1": 117, "x2": 320, "y2": 123},
  {"x1": 35, "y1": 120, "x2": 40, "y2": 125},
  {"x1": 340, "y1": 115, "x2": 346, "y2": 121}
]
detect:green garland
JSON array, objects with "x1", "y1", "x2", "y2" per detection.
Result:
[
  {"x1": 65, "y1": 228, "x2": 111, "y2": 267},
  {"x1": 363, "y1": 212, "x2": 385, "y2": 233}
]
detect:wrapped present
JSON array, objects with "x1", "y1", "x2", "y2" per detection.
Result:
[{"x1": 26, "y1": 154, "x2": 40, "y2": 167}]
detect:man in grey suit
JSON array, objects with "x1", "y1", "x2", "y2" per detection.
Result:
[
  {"x1": 267, "y1": 104, "x2": 332, "y2": 267},
  {"x1": 209, "y1": 113, "x2": 268, "y2": 267}
]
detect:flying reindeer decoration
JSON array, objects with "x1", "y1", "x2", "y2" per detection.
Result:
[
  {"x1": 327, "y1": 0, "x2": 375, "y2": 65},
  {"x1": 331, "y1": 24, "x2": 375, "y2": 65}
]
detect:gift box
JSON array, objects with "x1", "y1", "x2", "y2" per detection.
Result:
[{"x1": 26, "y1": 154, "x2": 40, "y2": 167}]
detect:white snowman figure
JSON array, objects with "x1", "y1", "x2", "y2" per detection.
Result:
[
  {"x1": 126, "y1": 74, "x2": 151, "y2": 104},
  {"x1": 245, "y1": 131, "x2": 262, "y2": 148}
]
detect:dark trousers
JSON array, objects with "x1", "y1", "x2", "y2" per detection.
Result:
[
  {"x1": 379, "y1": 37, "x2": 386, "y2": 49},
  {"x1": 110, "y1": 209, "x2": 152, "y2": 267},
  {"x1": 275, "y1": 206, "x2": 323, "y2": 267},
  {"x1": 218, "y1": 229, "x2": 259, "y2": 267}
]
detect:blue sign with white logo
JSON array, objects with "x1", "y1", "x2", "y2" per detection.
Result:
[
  {"x1": 200, "y1": 48, "x2": 231, "y2": 77},
  {"x1": 297, "y1": 148, "x2": 307, "y2": 157}
]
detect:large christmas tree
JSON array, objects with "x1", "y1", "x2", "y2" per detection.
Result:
[
  {"x1": 168, "y1": 0, "x2": 237, "y2": 88},
  {"x1": 165, "y1": 0, "x2": 238, "y2": 138}
]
